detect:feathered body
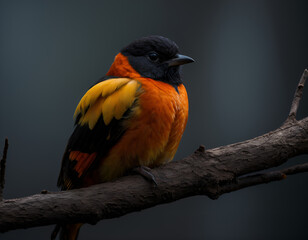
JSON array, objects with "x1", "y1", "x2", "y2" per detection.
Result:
[{"x1": 53, "y1": 36, "x2": 193, "y2": 240}]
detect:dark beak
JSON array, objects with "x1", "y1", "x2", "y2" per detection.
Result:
[{"x1": 167, "y1": 54, "x2": 195, "y2": 67}]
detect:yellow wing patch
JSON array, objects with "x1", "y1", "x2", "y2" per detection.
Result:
[{"x1": 74, "y1": 78, "x2": 141, "y2": 129}]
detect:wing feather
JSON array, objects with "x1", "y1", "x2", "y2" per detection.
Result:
[
  {"x1": 58, "y1": 77, "x2": 141, "y2": 189},
  {"x1": 75, "y1": 78, "x2": 140, "y2": 128}
]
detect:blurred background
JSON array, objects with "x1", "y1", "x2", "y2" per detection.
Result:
[{"x1": 1, "y1": 0, "x2": 308, "y2": 239}]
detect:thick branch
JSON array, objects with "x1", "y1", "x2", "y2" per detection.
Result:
[
  {"x1": 0, "y1": 70, "x2": 307, "y2": 233},
  {"x1": 0, "y1": 117, "x2": 307, "y2": 232}
]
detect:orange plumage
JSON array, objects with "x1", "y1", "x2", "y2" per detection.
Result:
[{"x1": 52, "y1": 36, "x2": 193, "y2": 240}]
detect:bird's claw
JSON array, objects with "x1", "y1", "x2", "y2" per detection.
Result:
[{"x1": 133, "y1": 166, "x2": 157, "y2": 186}]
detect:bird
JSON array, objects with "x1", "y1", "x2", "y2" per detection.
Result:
[{"x1": 51, "y1": 35, "x2": 194, "y2": 240}]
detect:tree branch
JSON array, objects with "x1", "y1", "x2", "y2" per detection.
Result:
[
  {"x1": 286, "y1": 69, "x2": 308, "y2": 122},
  {"x1": 0, "y1": 70, "x2": 307, "y2": 233},
  {"x1": 0, "y1": 138, "x2": 8, "y2": 201},
  {"x1": 218, "y1": 162, "x2": 308, "y2": 194}
]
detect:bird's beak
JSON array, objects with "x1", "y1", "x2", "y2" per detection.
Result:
[{"x1": 167, "y1": 54, "x2": 195, "y2": 67}]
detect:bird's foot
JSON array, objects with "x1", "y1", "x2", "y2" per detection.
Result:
[{"x1": 133, "y1": 166, "x2": 157, "y2": 186}]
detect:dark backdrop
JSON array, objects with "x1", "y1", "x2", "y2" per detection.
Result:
[{"x1": 1, "y1": 0, "x2": 308, "y2": 239}]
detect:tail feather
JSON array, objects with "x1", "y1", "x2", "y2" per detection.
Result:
[{"x1": 51, "y1": 224, "x2": 83, "y2": 240}]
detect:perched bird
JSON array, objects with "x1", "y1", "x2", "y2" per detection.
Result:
[{"x1": 52, "y1": 35, "x2": 194, "y2": 240}]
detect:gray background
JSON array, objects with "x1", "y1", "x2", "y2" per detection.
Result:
[{"x1": 1, "y1": 0, "x2": 308, "y2": 239}]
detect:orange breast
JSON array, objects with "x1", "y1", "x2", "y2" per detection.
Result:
[{"x1": 97, "y1": 77, "x2": 189, "y2": 182}]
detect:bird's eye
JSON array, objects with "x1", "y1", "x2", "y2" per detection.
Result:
[{"x1": 147, "y1": 52, "x2": 159, "y2": 62}]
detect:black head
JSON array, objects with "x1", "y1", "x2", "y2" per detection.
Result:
[{"x1": 121, "y1": 36, "x2": 194, "y2": 86}]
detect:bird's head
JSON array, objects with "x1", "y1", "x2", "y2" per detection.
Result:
[{"x1": 106, "y1": 36, "x2": 194, "y2": 86}]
